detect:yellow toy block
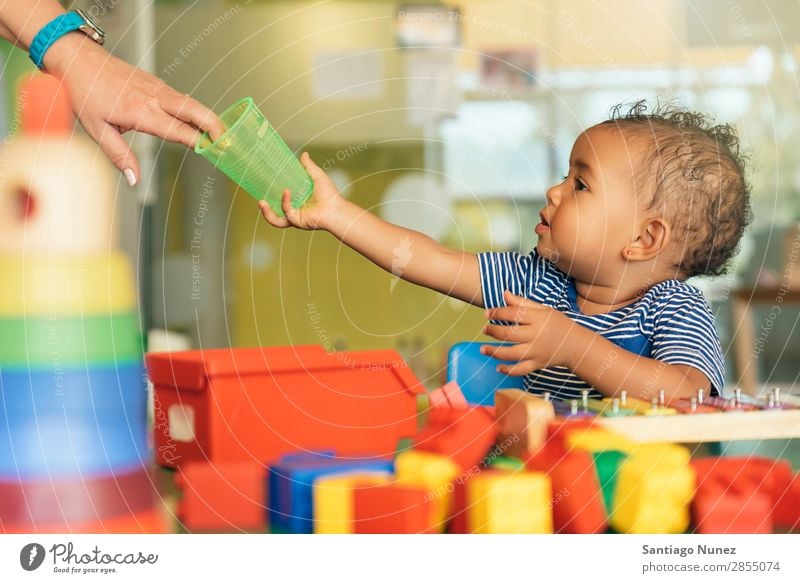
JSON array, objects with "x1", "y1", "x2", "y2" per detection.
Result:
[
  {"x1": 494, "y1": 389, "x2": 555, "y2": 458},
  {"x1": 395, "y1": 450, "x2": 460, "y2": 532},
  {"x1": 610, "y1": 443, "x2": 694, "y2": 533},
  {"x1": 467, "y1": 471, "x2": 553, "y2": 533},
  {"x1": 313, "y1": 472, "x2": 392, "y2": 534},
  {"x1": 565, "y1": 428, "x2": 636, "y2": 454}
]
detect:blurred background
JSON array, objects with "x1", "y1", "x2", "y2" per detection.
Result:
[{"x1": 2, "y1": 0, "x2": 798, "y2": 392}]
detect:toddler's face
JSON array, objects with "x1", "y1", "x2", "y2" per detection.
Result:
[{"x1": 535, "y1": 124, "x2": 643, "y2": 284}]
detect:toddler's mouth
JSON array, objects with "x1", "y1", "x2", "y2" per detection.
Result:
[{"x1": 535, "y1": 211, "x2": 550, "y2": 235}]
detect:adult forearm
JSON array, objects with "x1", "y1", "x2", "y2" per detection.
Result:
[
  {"x1": 322, "y1": 198, "x2": 482, "y2": 305},
  {"x1": 565, "y1": 325, "x2": 707, "y2": 402},
  {"x1": 0, "y1": 1, "x2": 99, "y2": 74},
  {"x1": 0, "y1": 0, "x2": 65, "y2": 48}
]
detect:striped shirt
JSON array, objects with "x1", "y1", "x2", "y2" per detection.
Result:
[{"x1": 479, "y1": 249, "x2": 724, "y2": 401}]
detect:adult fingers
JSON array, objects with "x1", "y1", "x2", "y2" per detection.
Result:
[
  {"x1": 89, "y1": 122, "x2": 140, "y2": 186},
  {"x1": 137, "y1": 110, "x2": 200, "y2": 149},
  {"x1": 160, "y1": 90, "x2": 225, "y2": 141}
]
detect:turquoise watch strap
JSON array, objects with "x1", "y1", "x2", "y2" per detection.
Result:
[{"x1": 29, "y1": 12, "x2": 85, "y2": 70}]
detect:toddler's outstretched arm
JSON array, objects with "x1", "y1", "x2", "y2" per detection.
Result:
[{"x1": 260, "y1": 153, "x2": 483, "y2": 306}]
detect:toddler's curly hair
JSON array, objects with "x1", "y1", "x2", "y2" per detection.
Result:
[{"x1": 602, "y1": 100, "x2": 751, "y2": 277}]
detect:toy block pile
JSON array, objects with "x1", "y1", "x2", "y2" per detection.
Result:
[
  {"x1": 146, "y1": 346, "x2": 799, "y2": 534},
  {"x1": 0, "y1": 75, "x2": 164, "y2": 533}
]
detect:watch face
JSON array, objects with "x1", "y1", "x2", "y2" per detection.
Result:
[{"x1": 75, "y1": 8, "x2": 105, "y2": 36}]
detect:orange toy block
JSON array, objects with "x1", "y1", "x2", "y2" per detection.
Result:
[
  {"x1": 353, "y1": 484, "x2": 435, "y2": 533},
  {"x1": 413, "y1": 406, "x2": 498, "y2": 471},
  {"x1": 176, "y1": 461, "x2": 266, "y2": 532},
  {"x1": 693, "y1": 481, "x2": 773, "y2": 534},
  {"x1": 146, "y1": 346, "x2": 424, "y2": 467},
  {"x1": 494, "y1": 389, "x2": 555, "y2": 458}
]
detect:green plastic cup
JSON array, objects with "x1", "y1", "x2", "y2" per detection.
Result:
[{"x1": 195, "y1": 97, "x2": 312, "y2": 216}]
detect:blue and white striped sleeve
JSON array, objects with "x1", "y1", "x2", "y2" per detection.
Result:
[
  {"x1": 650, "y1": 288, "x2": 725, "y2": 395},
  {"x1": 478, "y1": 250, "x2": 539, "y2": 309}
]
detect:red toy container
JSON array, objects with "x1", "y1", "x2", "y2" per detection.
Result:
[{"x1": 146, "y1": 345, "x2": 424, "y2": 468}]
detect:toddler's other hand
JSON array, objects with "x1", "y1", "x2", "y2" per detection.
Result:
[
  {"x1": 480, "y1": 291, "x2": 578, "y2": 375},
  {"x1": 259, "y1": 152, "x2": 343, "y2": 230}
]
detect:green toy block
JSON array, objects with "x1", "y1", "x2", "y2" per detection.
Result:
[
  {"x1": 593, "y1": 450, "x2": 628, "y2": 514},
  {"x1": 487, "y1": 455, "x2": 525, "y2": 471}
]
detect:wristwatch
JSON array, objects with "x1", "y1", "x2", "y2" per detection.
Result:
[{"x1": 29, "y1": 9, "x2": 106, "y2": 70}]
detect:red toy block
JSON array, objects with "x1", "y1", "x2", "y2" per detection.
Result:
[
  {"x1": 542, "y1": 416, "x2": 596, "y2": 453},
  {"x1": 146, "y1": 346, "x2": 424, "y2": 467},
  {"x1": 441, "y1": 381, "x2": 468, "y2": 408},
  {"x1": 428, "y1": 387, "x2": 448, "y2": 408},
  {"x1": 693, "y1": 456, "x2": 794, "y2": 530},
  {"x1": 548, "y1": 450, "x2": 606, "y2": 533},
  {"x1": 693, "y1": 482, "x2": 773, "y2": 534},
  {"x1": 449, "y1": 479, "x2": 470, "y2": 534},
  {"x1": 427, "y1": 382, "x2": 468, "y2": 410},
  {"x1": 176, "y1": 461, "x2": 266, "y2": 532},
  {"x1": 525, "y1": 440, "x2": 567, "y2": 472},
  {"x1": 774, "y1": 473, "x2": 800, "y2": 530},
  {"x1": 414, "y1": 406, "x2": 498, "y2": 471},
  {"x1": 353, "y1": 484, "x2": 435, "y2": 533}
]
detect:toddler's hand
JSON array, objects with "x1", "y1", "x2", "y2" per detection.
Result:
[
  {"x1": 480, "y1": 291, "x2": 578, "y2": 375},
  {"x1": 259, "y1": 152, "x2": 342, "y2": 230}
]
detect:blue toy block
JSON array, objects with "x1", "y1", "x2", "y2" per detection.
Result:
[
  {"x1": 0, "y1": 411, "x2": 149, "y2": 478},
  {"x1": 446, "y1": 342, "x2": 525, "y2": 406},
  {"x1": 268, "y1": 453, "x2": 394, "y2": 533},
  {"x1": 0, "y1": 362, "x2": 146, "y2": 414},
  {"x1": 267, "y1": 450, "x2": 335, "y2": 526}
]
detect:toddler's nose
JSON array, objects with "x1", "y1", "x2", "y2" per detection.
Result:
[{"x1": 545, "y1": 183, "x2": 561, "y2": 206}]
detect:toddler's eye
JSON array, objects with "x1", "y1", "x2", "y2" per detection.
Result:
[{"x1": 575, "y1": 178, "x2": 588, "y2": 191}]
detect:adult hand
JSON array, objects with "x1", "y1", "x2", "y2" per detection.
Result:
[
  {"x1": 45, "y1": 35, "x2": 225, "y2": 186},
  {"x1": 481, "y1": 290, "x2": 580, "y2": 375}
]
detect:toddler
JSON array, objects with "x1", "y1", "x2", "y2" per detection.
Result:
[{"x1": 259, "y1": 101, "x2": 751, "y2": 403}]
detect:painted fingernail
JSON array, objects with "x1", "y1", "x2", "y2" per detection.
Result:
[{"x1": 123, "y1": 168, "x2": 137, "y2": 187}]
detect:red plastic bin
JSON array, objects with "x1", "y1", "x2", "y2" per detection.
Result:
[{"x1": 146, "y1": 345, "x2": 424, "y2": 468}]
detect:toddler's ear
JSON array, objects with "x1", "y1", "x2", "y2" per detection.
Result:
[{"x1": 625, "y1": 217, "x2": 670, "y2": 261}]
